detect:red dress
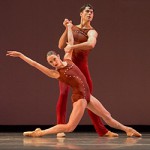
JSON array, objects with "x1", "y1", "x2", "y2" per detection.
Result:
[{"x1": 57, "y1": 26, "x2": 108, "y2": 136}]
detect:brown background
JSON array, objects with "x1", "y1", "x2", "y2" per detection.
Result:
[{"x1": 0, "y1": 0, "x2": 150, "y2": 125}]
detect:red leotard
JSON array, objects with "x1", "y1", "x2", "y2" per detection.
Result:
[
  {"x1": 56, "y1": 25, "x2": 108, "y2": 136},
  {"x1": 57, "y1": 59, "x2": 90, "y2": 103}
]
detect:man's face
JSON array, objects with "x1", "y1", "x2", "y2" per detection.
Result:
[
  {"x1": 47, "y1": 54, "x2": 62, "y2": 68},
  {"x1": 80, "y1": 7, "x2": 94, "y2": 22}
]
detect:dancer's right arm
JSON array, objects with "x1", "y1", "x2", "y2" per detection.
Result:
[
  {"x1": 64, "y1": 22, "x2": 73, "y2": 60},
  {"x1": 6, "y1": 51, "x2": 60, "y2": 79}
]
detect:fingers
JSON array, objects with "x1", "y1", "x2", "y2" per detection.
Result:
[
  {"x1": 6, "y1": 51, "x2": 12, "y2": 56},
  {"x1": 6, "y1": 51, "x2": 18, "y2": 57},
  {"x1": 6, "y1": 51, "x2": 14, "y2": 54},
  {"x1": 7, "y1": 50, "x2": 19, "y2": 53},
  {"x1": 6, "y1": 53, "x2": 14, "y2": 56},
  {"x1": 63, "y1": 19, "x2": 73, "y2": 27},
  {"x1": 63, "y1": 19, "x2": 69, "y2": 26},
  {"x1": 64, "y1": 18, "x2": 71, "y2": 23},
  {"x1": 64, "y1": 18, "x2": 69, "y2": 22}
]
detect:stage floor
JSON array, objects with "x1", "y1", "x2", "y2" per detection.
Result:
[{"x1": 0, "y1": 132, "x2": 149, "y2": 150}]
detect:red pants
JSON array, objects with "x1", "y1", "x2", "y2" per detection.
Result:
[{"x1": 56, "y1": 64, "x2": 108, "y2": 136}]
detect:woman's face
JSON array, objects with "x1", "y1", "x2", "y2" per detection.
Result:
[{"x1": 47, "y1": 54, "x2": 62, "y2": 68}]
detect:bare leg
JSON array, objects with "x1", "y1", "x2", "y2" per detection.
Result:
[
  {"x1": 87, "y1": 95, "x2": 141, "y2": 137},
  {"x1": 23, "y1": 99, "x2": 87, "y2": 137},
  {"x1": 79, "y1": 65, "x2": 117, "y2": 137},
  {"x1": 56, "y1": 81, "x2": 69, "y2": 137}
]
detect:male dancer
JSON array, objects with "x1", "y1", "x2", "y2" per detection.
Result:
[{"x1": 57, "y1": 4, "x2": 116, "y2": 137}]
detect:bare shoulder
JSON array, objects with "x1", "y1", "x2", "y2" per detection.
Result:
[{"x1": 88, "y1": 29, "x2": 98, "y2": 38}]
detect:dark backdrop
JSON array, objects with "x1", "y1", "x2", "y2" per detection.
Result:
[{"x1": 0, "y1": 0, "x2": 150, "y2": 125}]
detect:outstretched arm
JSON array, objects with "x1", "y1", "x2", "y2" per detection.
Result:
[
  {"x1": 64, "y1": 22, "x2": 74, "y2": 60},
  {"x1": 58, "y1": 19, "x2": 71, "y2": 49},
  {"x1": 67, "y1": 22, "x2": 74, "y2": 45},
  {"x1": 6, "y1": 51, "x2": 60, "y2": 79}
]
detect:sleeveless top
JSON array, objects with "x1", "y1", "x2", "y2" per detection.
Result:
[
  {"x1": 57, "y1": 59, "x2": 90, "y2": 103},
  {"x1": 71, "y1": 25, "x2": 94, "y2": 66}
]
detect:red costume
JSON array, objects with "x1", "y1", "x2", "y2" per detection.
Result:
[
  {"x1": 57, "y1": 26, "x2": 108, "y2": 136},
  {"x1": 57, "y1": 59, "x2": 90, "y2": 103}
]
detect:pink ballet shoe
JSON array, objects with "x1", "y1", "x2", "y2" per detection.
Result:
[
  {"x1": 23, "y1": 128, "x2": 43, "y2": 137},
  {"x1": 126, "y1": 127, "x2": 142, "y2": 137},
  {"x1": 104, "y1": 131, "x2": 119, "y2": 137},
  {"x1": 57, "y1": 132, "x2": 66, "y2": 137}
]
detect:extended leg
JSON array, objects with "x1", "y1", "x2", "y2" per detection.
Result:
[
  {"x1": 81, "y1": 67, "x2": 117, "y2": 136},
  {"x1": 56, "y1": 81, "x2": 69, "y2": 137},
  {"x1": 87, "y1": 95, "x2": 142, "y2": 137}
]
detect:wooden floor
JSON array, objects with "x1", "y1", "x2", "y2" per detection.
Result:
[{"x1": 0, "y1": 132, "x2": 149, "y2": 150}]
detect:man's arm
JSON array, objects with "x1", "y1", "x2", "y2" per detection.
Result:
[
  {"x1": 6, "y1": 51, "x2": 60, "y2": 79},
  {"x1": 58, "y1": 29, "x2": 68, "y2": 49},
  {"x1": 65, "y1": 29, "x2": 98, "y2": 51}
]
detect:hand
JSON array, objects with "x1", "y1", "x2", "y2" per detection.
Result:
[
  {"x1": 64, "y1": 43, "x2": 73, "y2": 53},
  {"x1": 63, "y1": 19, "x2": 72, "y2": 28},
  {"x1": 6, "y1": 51, "x2": 22, "y2": 57},
  {"x1": 67, "y1": 21, "x2": 73, "y2": 28}
]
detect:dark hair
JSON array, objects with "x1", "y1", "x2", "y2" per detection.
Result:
[
  {"x1": 47, "y1": 51, "x2": 57, "y2": 57},
  {"x1": 80, "y1": 4, "x2": 94, "y2": 12}
]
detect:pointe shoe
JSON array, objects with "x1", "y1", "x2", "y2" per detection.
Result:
[
  {"x1": 23, "y1": 128, "x2": 43, "y2": 137},
  {"x1": 104, "y1": 131, "x2": 119, "y2": 137},
  {"x1": 126, "y1": 127, "x2": 142, "y2": 137},
  {"x1": 57, "y1": 132, "x2": 66, "y2": 137}
]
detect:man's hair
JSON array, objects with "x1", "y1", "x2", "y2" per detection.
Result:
[
  {"x1": 47, "y1": 51, "x2": 57, "y2": 57},
  {"x1": 80, "y1": 4, "x2": 94, "y2": 12}
]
